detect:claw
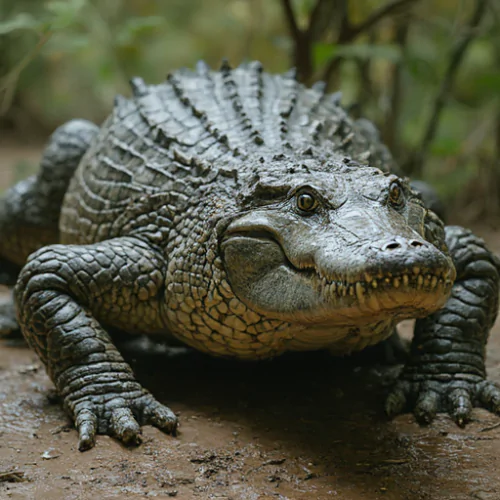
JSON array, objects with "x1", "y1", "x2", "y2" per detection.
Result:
[
  {"x1": 448, "y1": 388, "x2": 472, "y2": 427},
  {"x1": 76, "y1": 408, "x2": 97, "y2": 451},
  {"x1": 110, "y1": 407, "x2": 142, "y2": 446},
  {"x1": 147, "y1": 406, "x2": 178, "y2": 434},
  {"x1": 139, "y1": 394, "x2": 178, "y2": 436},
  {"x1": 478, "y1": 381, "x2": 500, "y2": 414},
  {"x1": 414, "y1": 389, "x2": 439, "y2": 424},
  {"x1": 70, "y1": 391, "x2": 177, "y2": 450},
  {"x1": 385, "y1": 381, "x2": 410, "y2": 418}
]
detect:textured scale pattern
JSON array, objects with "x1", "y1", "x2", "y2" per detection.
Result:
[
  {"x1": 60, "y1": 61, "x2": 394, "y2": 245},
  {"x1": 0, "y1": 61, "x2": 499, "y2": 451}
]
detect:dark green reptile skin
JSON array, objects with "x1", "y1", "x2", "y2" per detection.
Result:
[{"x1": 0, "y1": 61, "x2": 498, "y2": 450}]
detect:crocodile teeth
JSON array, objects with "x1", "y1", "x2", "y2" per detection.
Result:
[
  {"x1": 355, "y1": 282, "x2": 365, "y2": 303},
  {"x1": 320, "y1": 268, "x2": 447, "y2": 300},
  {"x1": 366, "y1": 294, "x2": 379, "y2": 310}
]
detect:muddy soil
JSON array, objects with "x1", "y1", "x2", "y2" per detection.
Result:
[
  {"x1": 2, "y1": 145, "x2": 500, "y2": 499},
  {"x1": 3, "y1": 303, "x2": 500, "y2": 500}
]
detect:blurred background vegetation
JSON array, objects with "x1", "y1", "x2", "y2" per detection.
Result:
[{"x1": 0, "y1": 0, "x2": 499, "y2": 222}]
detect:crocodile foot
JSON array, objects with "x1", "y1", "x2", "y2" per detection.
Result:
[
  {"x1": 385, "y1": 378, "x2": 500, "y2": 426},
  {"x1": 69, "y1": 387, "x2": 178, "y2": 451}
]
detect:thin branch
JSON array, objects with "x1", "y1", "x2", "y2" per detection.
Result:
[
  {"x1": 308, "y1": 0, "x2": 328, "y2": 39},
  {"x1": 280, "y1": 0, "x2": 302, "y2": 42},
  {"x1": 408, "y1": 0, "x2": 489, "y2": 175},
  {"x1": 322, "y1": 55, "x2": 343, "y2": 89},
  {"x1": 321, "y1": 0, "x2": 349, "y2": 86},
  {"x1": 0, "y1": 31, "x2": 52, "y2": 116},
  {"x1": 384, "y1": 18, "x2": 410, "y2": 155},
  {"x1": 308, "y1": 0, "x2": 345, "y2": 42},
  {"x1": 343, "y1": 0, "x2": 417, "y2": 41},
  {"x1": 322, "y1": 0, "x2": 417, "y2": 87}
]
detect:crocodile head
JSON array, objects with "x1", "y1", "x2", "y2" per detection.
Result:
[{"x1": 221, "y1": 160, "x2": 456, "y2": 327}]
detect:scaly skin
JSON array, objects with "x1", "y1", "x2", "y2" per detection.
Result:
[
  {"x1": 1, "y1": 61, "x2": 499, "y2": 450},
  {"x1": 0, "y1": 119, "x2": 98, "y2": 334},
  {"x1": 386, "y1": 226, "x2": 500, "y2": 425}
]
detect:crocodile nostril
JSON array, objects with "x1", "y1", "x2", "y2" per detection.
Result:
[
  {"x1": 410, "y1": 240, "x2": 424, "y2": 248},
  {"x1": 383, "y1": 242, "x2": 402, "y2": 251}
]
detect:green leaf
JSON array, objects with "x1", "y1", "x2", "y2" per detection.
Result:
[
  {"x1": 47, "y1": 32, "x2": 91, "y2": 53},
  {"x1": 297, "y1": 0, "x2": 315, "y2": 17},
  {"x1": 313, "y1": 43, "x2": 401, "y2": 69},
  {"x1": 313, "y1": 42, "x2": 337, "y2": 67},
  {"x1": 0, "y1": 13, "x2": 41, "y2": 35},
  {"x1": 470, "y1": 71, "x2": 500, "y2": 95},
  {"x1": 46, "y1": 0, "x2": 87, "y2": 30},
  {"x1": 116, "y1": 16, "x2": 165, "y2": 46},
  {"x1": 335, "y1": 44, "x2": 402, "y2": 62},
  {"x1": 430, "y1": 136, "x2": 461, "y2": 157},
  {"x1": 404, "y1": 54, "x2": 439, "y2": 84}
]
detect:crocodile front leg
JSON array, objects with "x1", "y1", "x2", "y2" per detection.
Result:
[
  {"x1": 15, "y1": 237, "x2": 178, "y2": 450},
  {"x1": 386, "y1": 226, "x2": 500, "y2": 425}
]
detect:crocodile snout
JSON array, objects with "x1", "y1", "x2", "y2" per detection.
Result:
[{"x1": 378, "y1": 236, "x2": 427, "y2": 252}]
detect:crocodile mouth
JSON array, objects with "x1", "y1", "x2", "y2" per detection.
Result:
[
  {"x1": 317, "y1": 268, "x2": 454, "y2": 300},
  {"x1": 312, "y1": 268, "x2": 454, "y2": 321},
  {"x1": 222, "y1": 228, "x2": 455, "y2": 323},
  {"x1": 224, "y1": 230, "x2": 453, "y2": 292}
]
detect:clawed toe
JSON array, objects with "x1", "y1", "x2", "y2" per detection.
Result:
[
  {"x1": 385, "y1": 381, "x2": 410, "y2": 418},
  {"x1": 144, "y1": 404, "x2": 178, "y2": 436},
  {"x1": 414, "y1": 390, "x2": 439, "y2": 425},
  {"x1": 76, "y1": 408, "x2": 97, "y2": 451},
  {"x1": 448, "y1": 388, "x2": 473, "y2": 427},
  {"x1": 73, "y1": 394, "x2": 177, "y2": 451},
  {"x1": 386, "y1": 379, "x2": 500, "y2": 428},
  {"x1": 110, "y1": 407, "x2": 142, "y2": 446}
]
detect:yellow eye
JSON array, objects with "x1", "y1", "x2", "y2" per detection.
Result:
[
  {"x1": 389, "y1": 182, "x2": 405, "y2": 207},
  {"x1": 296, "y1": 192, "x2": 318, "y2": 213}
]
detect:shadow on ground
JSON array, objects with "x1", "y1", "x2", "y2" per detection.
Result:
[{"x1": 2, "y1": 314, "x2": 500, "y2": 499}]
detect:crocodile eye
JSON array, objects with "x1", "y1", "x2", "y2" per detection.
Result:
[
  {"x1": 296, "y1": 192, "x2": 318, "y2": 213},
  {"x1": 388, "y1": 182, "x2": 405, "y2": 208}
]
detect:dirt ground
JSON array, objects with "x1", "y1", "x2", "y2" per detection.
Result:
[
  {"x1": 2, "y1": 144, "x2": 500, "y2": 499},
  {"x1": 4, "y1": 300, "x2": 500, "y2": 500}
]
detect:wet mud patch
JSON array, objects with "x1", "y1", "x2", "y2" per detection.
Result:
[
  {"x1": 2, "y1": 228, "x2": 500, "y2": 499},
  {"x1": 2, "y1": 329, "x2": 500, "y2": 499}
]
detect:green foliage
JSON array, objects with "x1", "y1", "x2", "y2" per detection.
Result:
[
  {"x1": 0, "y1": 13, "x2": 41, "y2": 35},
  {"x1": 314, "y1": 43, "x2": 401, "y2": 68},
  {"x1": 0, "y1": 0, "x2": 499, "y2": 218}
]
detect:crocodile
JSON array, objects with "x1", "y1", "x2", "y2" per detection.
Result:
[{"x1": 1, "y1": 61, "x2": 499, "y2": 451}]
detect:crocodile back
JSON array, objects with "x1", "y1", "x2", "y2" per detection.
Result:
[{"x1": 59, "y1": 61, "x2": 395, "y2": 244}]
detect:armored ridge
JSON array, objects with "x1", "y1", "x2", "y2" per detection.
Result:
[{"x1": 0, "y1": 61, "x2": 498, "y2": 451}]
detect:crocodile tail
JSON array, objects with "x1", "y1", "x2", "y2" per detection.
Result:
[
  {"x1": 0, "y1": 120, "x2": 99, "y2": 267},
  {"x1": 38, "y1": 119, "x2": 99, "y2": 189}
]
